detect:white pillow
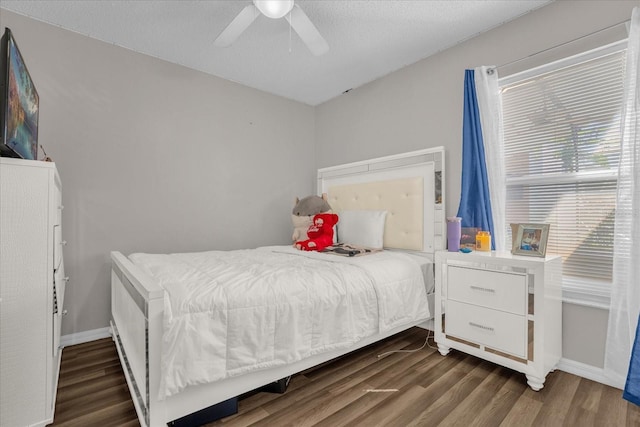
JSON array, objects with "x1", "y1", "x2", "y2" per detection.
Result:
[{"x1": 337, "y1": 210, "x2": 387, "y2": 249}]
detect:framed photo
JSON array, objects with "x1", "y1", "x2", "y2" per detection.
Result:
[
  {"x1": 460, "y1": 227, "x2": 479, "y2": 249},
  {"x1": 512, "y1": 223, "x2": 550, "y2": 257}
]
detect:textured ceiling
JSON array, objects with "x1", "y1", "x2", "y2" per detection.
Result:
[{"x1": 1, "y1": 0, "x2": 552, "y2": 106}]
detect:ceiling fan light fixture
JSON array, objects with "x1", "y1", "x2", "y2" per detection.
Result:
[{"x1": 253, "y1": 0, "x2": 294, "y2": 19}]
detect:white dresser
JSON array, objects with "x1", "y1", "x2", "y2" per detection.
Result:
[
  {"x1": 435, "y1": 250, "x2": 562, "y2": 390},
  {"x1": 0, "y1": 158, "x2": 66, "y2": 426}
]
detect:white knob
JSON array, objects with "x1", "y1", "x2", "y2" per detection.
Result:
[
  {"x1": 61, "y1": 240, "x2": 67, "y2": 246},
  {"x1": 64, "y1": 276, "x2": 70, "y2": 283},
  {"x1": 62, "y1": 310, "x2": 68, "y2": 316}
]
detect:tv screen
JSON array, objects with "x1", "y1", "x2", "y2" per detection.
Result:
[{"x1": 0, "y1": 28, "x2": 39, "y2": 160}]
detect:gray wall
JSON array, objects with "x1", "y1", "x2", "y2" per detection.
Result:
[
  {"x1": 316, "y1": 0, "x2": 637, "y2": 368},
  {"x1": 1, "y1": 1, "x2": 635, "y2": 369},
  {"x1": 0, "y1": 10, "x2": 316, "y2": 335}
]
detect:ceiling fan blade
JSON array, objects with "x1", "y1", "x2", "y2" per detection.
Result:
[
  {"x1": 214, "y1": 4, "x2": 259, "y2": 47},
  {"x1": 285, "y1": 5, "x2": 329, "y2": 56}
]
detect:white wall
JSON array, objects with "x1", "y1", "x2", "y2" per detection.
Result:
[
  {"x1": 0, "y1": 10, "x2": 316, "y2": 336},
  {"x1": 315, "y1": 0, "x2": 638, "y2": 368}
]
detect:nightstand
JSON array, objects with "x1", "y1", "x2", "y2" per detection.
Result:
[{"x1": 434, "y1": 250, "x2": 562, "y2": 391}]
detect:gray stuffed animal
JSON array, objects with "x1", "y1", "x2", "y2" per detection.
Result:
[
  {"x1": 291, "y1": 194, "x2": 332, "y2": 242},
  {"x1": 292, "y1": 194, "x2": 332, "y2": 216}
]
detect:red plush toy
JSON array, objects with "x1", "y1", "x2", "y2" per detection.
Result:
[{"x1": 295, "y1": 213, "x2": 339, "y2": 252}]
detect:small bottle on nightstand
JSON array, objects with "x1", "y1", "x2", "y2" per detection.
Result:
[{"x1": 476, "y1": 231, "x2": 491, "y2": 251}]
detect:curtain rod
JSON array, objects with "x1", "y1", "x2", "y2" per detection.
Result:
[{"x1": 488, "y1": 18, "x2": 630, "y2": 75}]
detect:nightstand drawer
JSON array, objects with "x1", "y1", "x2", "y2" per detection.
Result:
[
  {"x1": 447, "y1": 265, "x2": 526, "y2": 314},
  {"x1": 446, "y1": 299, "x2": 527, "y2": 358}
]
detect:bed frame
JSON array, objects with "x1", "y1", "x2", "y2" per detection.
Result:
[{"x1": 110, "y1": 147, "x2": 445, "y2": 426}]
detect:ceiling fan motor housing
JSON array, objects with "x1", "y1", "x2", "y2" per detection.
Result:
[{"x1": 253, "y1": 0, "x2": 295, "y2": 19}]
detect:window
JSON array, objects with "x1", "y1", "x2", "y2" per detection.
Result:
[{"x1": 500, "y1": 41, "x2": 626, "y2": 307}]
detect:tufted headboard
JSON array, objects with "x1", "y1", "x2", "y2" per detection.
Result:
[{"x1": 317, "y1": 147, "x2": 445, "y2": 256}]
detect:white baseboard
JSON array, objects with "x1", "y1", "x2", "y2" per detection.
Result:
[
  {"x1": 557, "y1": 357, "x2": 624, "y2": 390},
  {"x1": 60, "y1": 326, "x2": 112, "y2": 348}
]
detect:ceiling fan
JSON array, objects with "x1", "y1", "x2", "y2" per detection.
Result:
[{"x1": 214, "y1": 0, "x2": 329, "y2": 56}]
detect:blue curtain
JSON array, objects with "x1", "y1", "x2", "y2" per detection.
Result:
[
  {"x1": 456, "y1": 69, "x2": 495, "y2": 249},
  {"x1": 624, "y1": 315, "x2": 640, "y2": 405}
]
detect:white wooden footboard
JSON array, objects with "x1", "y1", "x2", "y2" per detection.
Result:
[{"x1": 111, "y1": 251, "x2": 164, "y2": 427}]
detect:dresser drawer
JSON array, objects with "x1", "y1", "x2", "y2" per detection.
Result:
[
  {"x1": 447, "y1": 265, "x2": 526, "y2": 315},
  {"x1": 54, "y1": 261, "x2": 66, "y2": 312},
  {"x1": 54, "y1": 225, "x2": 63, "y2": 272},
  {"x1": 446, "y1": 299, "x2": 527, "y2": 358},
  {"x1": 55, "y1": 189, "x2": 62, "y2": 226}
]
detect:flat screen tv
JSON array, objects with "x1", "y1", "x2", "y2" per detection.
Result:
[{"x1": 0, "y1": 28, "x2": 39, "y2": 160}]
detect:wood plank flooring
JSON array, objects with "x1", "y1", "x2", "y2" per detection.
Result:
[
  {"x1": 50, "y1": 337, "x2": 138, "y2": 427},
  {"x1": 49, "y1": 328, "x2": 640, "y2": 426}
]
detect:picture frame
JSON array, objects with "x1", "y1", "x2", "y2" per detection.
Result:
[
  {"x1": 512, "y1": 223, "x2": 550, "y2": 257},
  {"x1": 460, "y1": 227, "x2": 479, "y2": 250}
]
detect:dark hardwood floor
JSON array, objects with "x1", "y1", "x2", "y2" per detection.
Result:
[
  {"x1": 50, "y1": 337, "x2": 139, "y2": 427},
  {"x1": 50, "y1": 328, "x2": 640, "y2": 426}
]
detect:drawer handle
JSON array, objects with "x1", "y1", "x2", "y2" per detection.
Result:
[
  {"x1": 64, "y1": 276, "x2": 70, "y2": 283},
  {"x1": 469, "y1": 285, "x2": 495, "y2": 293},
  {"x1": 469, "y1": 322, "x2": 494, "y2": 332}
]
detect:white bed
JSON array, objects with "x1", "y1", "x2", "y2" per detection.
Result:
[{"x1": 110, "y1": 147, "x2": 445, "y2": 427}]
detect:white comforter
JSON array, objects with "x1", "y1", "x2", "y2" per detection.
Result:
[{"x1": 129, "y1": 246, "x2": 430, "y2": 398}]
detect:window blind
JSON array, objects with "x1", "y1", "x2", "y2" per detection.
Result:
[{"x1": 500, "y1": 44, "x2": 626, "y2": 286}]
